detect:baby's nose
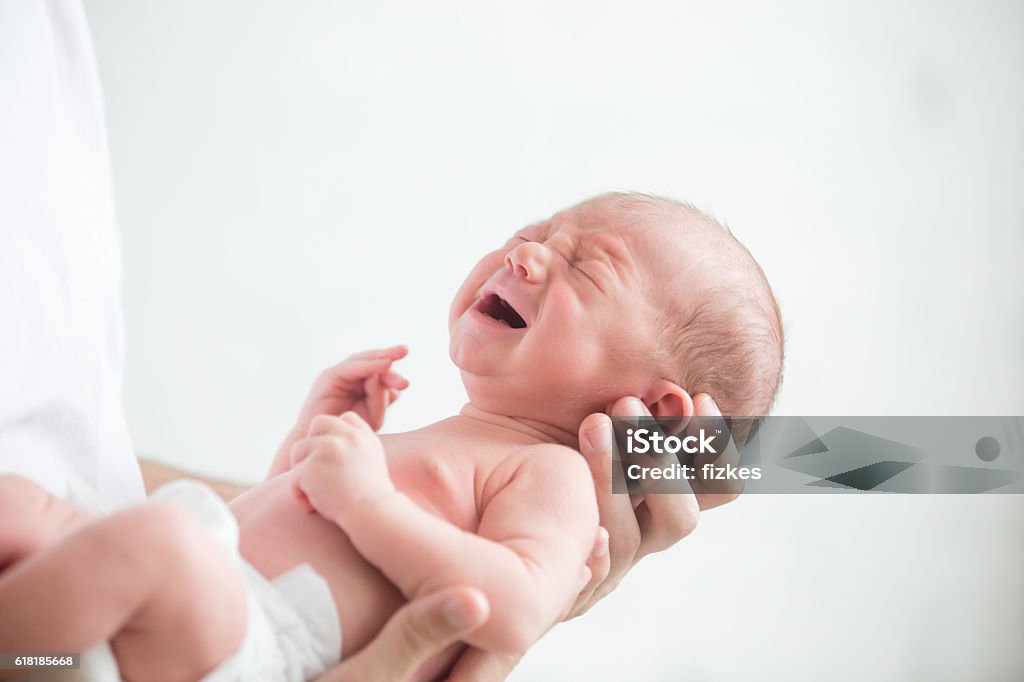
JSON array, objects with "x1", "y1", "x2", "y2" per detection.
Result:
[{"x1": 505, "y1": 242, "x2": 550, "y2": 283}]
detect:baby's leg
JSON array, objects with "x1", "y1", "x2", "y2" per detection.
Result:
[
  {"x1": 0, "y1": 474, "x2": 86, "y2": 569},
  {"x1": 0, "y1": 498, "x2": 248, "y2": 682}
]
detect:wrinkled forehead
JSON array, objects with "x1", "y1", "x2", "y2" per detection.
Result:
[
  {"x1": 555, "y1": 195, "x2": 656, "y2": 232},
  {"x1": 551, "y1": 198, "x2": 704, "y2": 279},
  {"x1": 535, "y1": 197, "x2": 668, "y2": 247}
]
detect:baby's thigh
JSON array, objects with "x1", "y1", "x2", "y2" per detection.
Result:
[
  {"x1": 111, "y1": 502, "x2": 249, "y2": 682},
  {"x1": 0, "y1": 474, "x2": 89, "y2": 565}
]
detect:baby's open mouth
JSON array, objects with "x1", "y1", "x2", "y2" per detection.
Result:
[{"x1": 477, "y1": 293, "x2": 527, "y2": 329}]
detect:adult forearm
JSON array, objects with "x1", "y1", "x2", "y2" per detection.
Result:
[{"x1": 137, "y1": 459, "x2": 249, "y2": 501}]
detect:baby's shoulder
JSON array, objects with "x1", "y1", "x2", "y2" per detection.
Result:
[
  {"x1": 483, "y1": 441, "x2": 591, "y2": 497},
  {"x1": 479, "y1": 442, "x2": 598, "y2": 528},
  {"x1": 520, "y1": 441, "x2": 587, "y2": 468}
]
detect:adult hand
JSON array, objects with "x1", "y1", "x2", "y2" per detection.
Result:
[
  {"x1": 678, "y1": 394, "x2": 744, "y2": 511},
  {"x1": 316, "y1": 587, "x2": 489, "y2": 682},
  {"x1": 434, "y1": 393, "x2": 734, "y2": 680},
  {"x1": 570, "y1": 392, "x2": 732, "y2": 618}
]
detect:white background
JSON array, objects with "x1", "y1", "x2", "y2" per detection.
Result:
[{"x1": 85, "y1": 1, "x2": 1024, "y2": 679}]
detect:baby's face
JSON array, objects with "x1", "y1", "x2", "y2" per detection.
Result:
[{"x1": 449, "y1": 198, "x2": 672, "y2": 428}]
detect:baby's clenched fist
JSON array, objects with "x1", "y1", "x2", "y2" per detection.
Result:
[{"x1": 290, "y1": 412, "x2": 395, "y2": 523}]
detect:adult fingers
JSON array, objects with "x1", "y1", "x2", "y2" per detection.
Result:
[
  {"x1": 317, "y1": 587, "x2": 488, "y2": 682},
  {"x1": 630, "y1": 455, "x2": 700, "y2": 559},
  {"x1": 688, "y1": 393, "x2": 744, "y2": 509},
  {"x1": 578, "y1": 410, "x2": 641, "y2": 583},
  {"x1": 621, "y1": 408, "x2": 700, "y2": 557},
  {"x1": 634, "y1": 491, "x2": 700, "y2": 559},
  {"x1": 690, "y1": 393, "x2": 734, "y2": 470},
  {"x1": 602, "y1": 396, "x2": 700, "y2": 561},
  {"x1": 567, "y1": 526, "x2": 610, "y2": 620}
]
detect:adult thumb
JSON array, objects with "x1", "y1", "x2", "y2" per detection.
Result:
[{"x1": 316, "y1": 587, "x2": 489, "y2": 682}]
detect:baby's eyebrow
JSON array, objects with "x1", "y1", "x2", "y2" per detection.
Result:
[
  {"x1": 572, "y1": 236, "x2": 586, "y2": 261},
  {"x1": 575, "y1": 231, "x2": 617, "y2": 261}
]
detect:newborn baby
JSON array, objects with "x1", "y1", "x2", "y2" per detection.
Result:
[{"x1": 0, "y1": 192, "x2": 783, "y2": 681}]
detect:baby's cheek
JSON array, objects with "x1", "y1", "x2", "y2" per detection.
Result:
[{"x1": 540, "y1": 335, "x2": 604, "y2": 390}]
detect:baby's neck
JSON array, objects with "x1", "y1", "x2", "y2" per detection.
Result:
[{"x1": 456, "y1": 403, "x2": 579, "y2": 450}]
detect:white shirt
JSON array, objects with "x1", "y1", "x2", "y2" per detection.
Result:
[{"x1": 0, "y1": 0, "x2": 144, "y2": 508}]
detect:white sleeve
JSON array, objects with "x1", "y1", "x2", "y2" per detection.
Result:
[{"x1": 0, "y1": 0, "x2": 144, "y2": 508}]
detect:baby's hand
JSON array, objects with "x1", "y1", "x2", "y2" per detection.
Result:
[
  {"x1": 290, "y1": 413, "x2": 395, "y2": 523},
  {"x1": 269, "y1": 347, "x2": 407, "y2": 479},
  {"x1": 298, "y1": 346, "x2": 409, "y2": 433}
]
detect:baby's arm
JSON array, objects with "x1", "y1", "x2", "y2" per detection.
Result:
[
  {"x1": 346, "y1": 450, "x2": 597, "y2": 654},
  {"x1": 291, "y1": 414, "x2": 598, "y2": 655}
]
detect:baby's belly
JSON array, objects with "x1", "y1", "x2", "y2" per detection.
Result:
[
  {"x1": 230, "y1": 476, "x2": 464, "y2": 677},
  {"x1": 231, "y1": 475, "x2": 405, "y2": 658}
]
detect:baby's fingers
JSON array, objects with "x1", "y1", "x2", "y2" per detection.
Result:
[
  {"x1": 338, "y1": 410, "x2": 375, "y2": 433},
  {"x1": 289, "y1": 469, "x2": 315, "y2": 513},
  {"x1": 326, "y1": 357, "x2": 393, "y2": 387},
  {"x1": 290, "y1": 435, "x2": 333, "y2": 466},
  {"x1": 381, "y1": 371, "x2": 409, "y2": 391},
  {"x1": 348, "y1": 345, "x2": 408, "y2": 362},
  {"x1": 334, "y1": 346, "x2": 408, "y2": 380},
  {"x1": 363, "y1": 375, "x2": 388, "y2": 430}
]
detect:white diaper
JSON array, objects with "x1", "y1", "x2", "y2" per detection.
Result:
[
  {"x1": 204, "y1": 561, "x2": 342, "y2": 682},
  {"x1": 20, "y1": 480, "x2": 342, "y2": 682}
]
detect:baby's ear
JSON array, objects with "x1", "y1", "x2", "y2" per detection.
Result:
[{"x1": 645, "y1": 380, "x2": 694, "y2": 420}]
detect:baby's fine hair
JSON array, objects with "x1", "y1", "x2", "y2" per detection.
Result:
[{"x1": 596, "y1": 192, "x2": 785, "y2": 427}]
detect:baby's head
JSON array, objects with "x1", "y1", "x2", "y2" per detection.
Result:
[{"x1": 449, "y1": 192, "x2": 784, "y2": 437}]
